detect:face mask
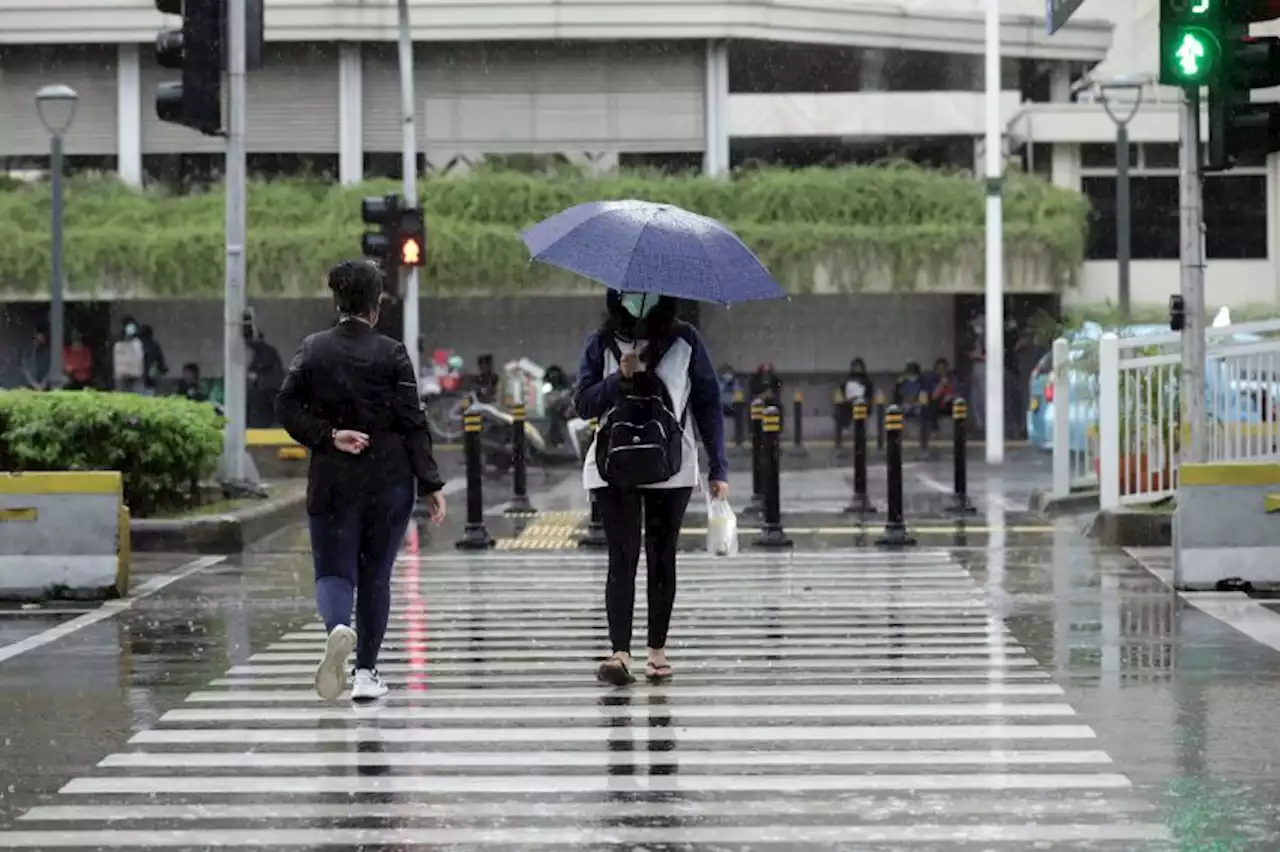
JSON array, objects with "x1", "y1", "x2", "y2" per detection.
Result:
[
  {"x1": 620, "y1": 293, "x2": 657, "y2": 319},
  {"x1": 124, "y1": 324, "x2": 137, "y2": 338}
]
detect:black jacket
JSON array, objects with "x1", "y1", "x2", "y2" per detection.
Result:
[{"x1": 276, "y1": 319, "x2": 444, "y2": 515}]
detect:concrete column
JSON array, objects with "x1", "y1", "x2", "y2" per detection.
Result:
[
  {"x1": 116, "y1": 43, "x2": 143, "y2": 187},
  {"x1": 1051, "y1": 144, "x2": 1081, "y2": 191},
  {"x1": 338, "y1": 42, "x2": 364, "y2": 186},
  {"x1": 703, "y1": 39, "x2": 729, "y2": 178},
  {"x1": 1048, "y1": 64, "x2": 1080, "y2": 192},
  {"x1": 1049, "y1": 63, "x2": 1072, "y2": 103},
  {"x1": 860, "y1": 48, "x2": 888, "y2": 92}
]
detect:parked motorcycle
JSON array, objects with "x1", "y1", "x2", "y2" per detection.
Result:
[{"x1": 419, "y1": 349, "x2": 466, "y2": 442}]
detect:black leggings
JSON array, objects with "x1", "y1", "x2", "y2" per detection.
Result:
[{"x1": 593, "y1": 486, "x2": 693, "y2": 654}]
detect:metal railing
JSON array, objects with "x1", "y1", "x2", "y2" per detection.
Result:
[{"x1": 1072, "y1": 319, "x2": 1280, "y2": 509}]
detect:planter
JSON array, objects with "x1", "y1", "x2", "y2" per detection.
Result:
[{"x1": 1095, "y1": 454, "x2": 1173, "y2": 497}]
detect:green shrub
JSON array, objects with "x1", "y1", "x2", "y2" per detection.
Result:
[
  {"x1": 0, "y1": 391, "x2": 224, "y2": 517},
  {"x1": 0, "y1": 165, "x2": 1088, "y2": 297}
]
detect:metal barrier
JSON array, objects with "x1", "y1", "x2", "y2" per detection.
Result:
[
  {"x1": 1086, "y1": 318, "x2": 1280, "y2": 509},
  {"x1": 1049, "y1": 337, "x2": 1100, "y2": 499}
]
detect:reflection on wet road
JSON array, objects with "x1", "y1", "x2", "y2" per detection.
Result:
[
  {"x1": 4, "y1": 490, "x2": 1280, "y2": 848},
  {"x1": 0, "y1": 539, "x2": 1178, "y2": 850}
]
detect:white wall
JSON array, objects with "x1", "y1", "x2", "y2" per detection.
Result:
[{"x1": 1067, "y1": 261, "x2": 1280, "y2": 312}]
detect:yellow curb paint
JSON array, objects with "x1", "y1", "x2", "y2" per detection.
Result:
[
  {"x1": 0, "y1": 471, "x2": 123, "y2": 496},
  {"x1": 0, "y1": 507, "x2": 37, "y2": 522},
  {"x1": 1266, "y1": 494, "x2": 1280, "y2": 513},
  {"x1": 1179, "y1": 462, "x2": 1280, "y2": 487}
]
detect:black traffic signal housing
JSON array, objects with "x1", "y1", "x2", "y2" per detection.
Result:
[
  {"x1": 395, "y1": 206, "x2": 426, "y2": 268},
  {"x1": 360, "y1": 193, "x2": 401, "y2": 268},
  {"x1": 154, "y1": 0, "x2": 224, "y2": 136},
  {"x1": 1208, "y1": 20, "x2": 1280, "y2": 170},
  {"x1": 1159, "y1": 0, "x2": 1222, "y2": 87},
  {"x1": 1169, "y1": 294, "x2": 1186, "y2": 331}
]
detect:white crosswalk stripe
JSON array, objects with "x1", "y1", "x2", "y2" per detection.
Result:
[{"x1": 0, "y1": 548, "x2": 1172, "y2": 849}]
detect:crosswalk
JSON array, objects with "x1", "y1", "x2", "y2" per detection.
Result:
[{"x1": 0, "y1": 548, "x2": 1172, "y2": 849}]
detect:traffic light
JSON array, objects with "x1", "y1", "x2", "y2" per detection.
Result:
[
  {"x1": 1159, "y1": 0, "x2": 1220, "y2": 86},
  {"x1": 154, "y1": 0, "x2": 223, "y2": 136},
  {"x1": 395, "y1": 206, "x2": 426, "y2": 268},
  {"x1": 361, "y1": 193, "x2": 402, "y2": 275},
  {"x1": 1208, "y1": 1, "x2": 1280, "y2": 169}
]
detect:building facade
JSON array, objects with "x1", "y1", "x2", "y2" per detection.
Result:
[{"x1": 0, "y1": 0, "x2": 1277, "y2": 382}]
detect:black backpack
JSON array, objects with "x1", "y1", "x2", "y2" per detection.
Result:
[{"x1": 595, "y1": 335, "x2": 687, "y2": 487}]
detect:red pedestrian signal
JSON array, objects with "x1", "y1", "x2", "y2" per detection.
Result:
[
  {"x1": 395, "y1": 207, "x2": 426, "y2": 268},
  {"x1": 401, "y1": 237, "x2": 422, "y2": 267}
]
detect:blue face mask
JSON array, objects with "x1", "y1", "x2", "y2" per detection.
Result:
[{"x1": 620, "y1": 293, "x2": 656, "y2": 319}]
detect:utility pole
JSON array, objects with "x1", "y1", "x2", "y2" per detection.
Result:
[
  {"x1": 222, "y1": 0, "x2": 251, "y2": 483},
  {"x1": 1179, "y1": 87, "x2": 1207, "y2": 463},
  {"x1": 397, "y1": 0, "x2": 421, "y2": 381},
  {"x1": 983, "y1": 0, "x2": 1005, "y2": 464}
]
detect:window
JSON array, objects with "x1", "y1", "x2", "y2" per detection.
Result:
[
  {"x1": 1082, "y1": 174, "x2": 1267, "y2": 261},
  {"x1": 1081, "y1": 143, "x2": 1137, "y2": 169}
]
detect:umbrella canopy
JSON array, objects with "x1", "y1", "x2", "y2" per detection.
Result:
[{"x1": 520, "y1": 199, "x2": 786, "y2": 305}]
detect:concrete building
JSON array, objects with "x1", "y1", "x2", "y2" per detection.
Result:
[{"x1": 0, "y1": 0, "x2": 1275, "y2": 388}]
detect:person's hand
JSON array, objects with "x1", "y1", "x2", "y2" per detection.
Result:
[
  {"x1": 709, "y1": 480, "x2": 729, "y2": 500},
  {"x1": 332, "y1": 429, "x2": 369, "y2": 454},
  {"x1": 619, "y1": 352, "x2": 640, "y2": 379},
  {"x1": 423, "y1": 491, "x2": 447, "y2": 525}
]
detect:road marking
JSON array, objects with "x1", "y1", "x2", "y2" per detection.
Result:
[{"x1": 0, "y1": 556, "x2": 224, "y2": 666}]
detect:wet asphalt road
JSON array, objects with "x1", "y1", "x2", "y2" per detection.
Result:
[{"x1": 2, "y1": 453, "x2": 1280, "y2": 849}]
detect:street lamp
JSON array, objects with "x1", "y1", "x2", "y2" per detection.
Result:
[
  {"x1": 35, "y1": 83, "x2": 78, "y2": 390},
  {"x1": 1073, "y1": 72, "x2": 1154, "y2": 322}
]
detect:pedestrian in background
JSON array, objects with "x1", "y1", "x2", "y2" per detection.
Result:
[
  {"x1": 574, "y1": 290, "x2": 728, "y2": 685},
  {"x1": 112, "y1": 317, "x2": 145, "y2": 393},
  {"x1": 277, "y1": 260, "x2": 447, "y2": 702}
]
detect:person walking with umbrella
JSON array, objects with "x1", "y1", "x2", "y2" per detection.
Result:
[
  {"x1": 522, "y1": 199, "x2": 786, "y2": 685},
  {"x1": 574, "y1": 290, "x2": 728, "y2": 683}
]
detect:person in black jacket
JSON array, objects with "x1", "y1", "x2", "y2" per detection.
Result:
[{"x1": 276, "y1": 260, "x2": 447, "y2": 703}]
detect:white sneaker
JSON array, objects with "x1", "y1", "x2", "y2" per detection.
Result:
[
  {"x1": 315, "y1": 625, "x2": 357, "y2": 700},
  {"x1": 351, "y1": 668, "x2": 389, "y2": 702}
]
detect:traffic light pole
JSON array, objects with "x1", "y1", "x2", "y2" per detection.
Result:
[
  {"x1": 222, "y1": 0, "x2": 254, "y2": 485},
  {"x1": 397, "y1": 0, "x2": 421, "y2": 382},
  {"x1": 1180, "y1": 86, "x2": 1208, "y2": 464}
]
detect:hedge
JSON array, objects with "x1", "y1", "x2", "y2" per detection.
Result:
[
  {"x1": 0, "y1": 164, "x2": 1089, "y2": 297},
  {"x1": 0, "y1": 391, "x2": 224, "y2": 517}
]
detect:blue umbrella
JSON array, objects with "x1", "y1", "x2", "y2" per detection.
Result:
[{"x1": 520, "y1": 199, "x2": 786, "y2": 305}]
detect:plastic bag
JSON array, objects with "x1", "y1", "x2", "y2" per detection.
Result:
[{"x1": 705, "y1": 495, "x2": 739, "y2": 557}]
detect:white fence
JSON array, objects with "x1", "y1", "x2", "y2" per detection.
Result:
[{"x1": 1050, "y1": 319, "x2": 1280, "y2": 509}]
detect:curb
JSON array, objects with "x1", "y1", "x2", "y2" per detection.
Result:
[
  {"x1": 130, "y1": 486, "x2": 307, "y2": 554},
  {"x1": 1088, "y1": 508, "x2": 1172, "y2": 548},
  {"x1": 1030, "y1": 488, "x2": 1100, "y2": 516}
]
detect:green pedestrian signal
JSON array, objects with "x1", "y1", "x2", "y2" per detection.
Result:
[{"x1": 1173, "y1": 30, "x2": 1212, "y2": 80}]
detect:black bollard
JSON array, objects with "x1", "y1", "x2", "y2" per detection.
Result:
[
  {"x1": 917, "y1": 390, "x2": 931, "y2": 452},
  {"x1": 456, "y1": 411, "x2": 495, "y2": 550},
  {"x1": 843, "y1": 397, "x2": 877, "y2": 515},
  {"x1": 732, "y1": 389, "x2": 746, "y2": 453},
  {"x1": 579, "y1": 419, "x2": 607, "y2": 548},
  {"x1": 876, "y1": 405, "x2": 916, "y2": 548},
  {"x1": 743, "y1": 398, "x2": 765, "y2": 518},
  {"x1": 950, "y1": 397, "x2": 977, "y2": 514},
  {"x1": 504, "y1": 403, "x2": 534, "y2": 515},
  {"x1": 874, "y1": 391, "x2": 886, "y2": 451},
  {"x1": 790, "y1": 390, "x2": 807, "y2": 458},
  {"x1": 579, "y1": 492, "x2": 608, "y2": 548},
  {"x1": 753, "y1": 405, "x2": 792, "y2": 549}
]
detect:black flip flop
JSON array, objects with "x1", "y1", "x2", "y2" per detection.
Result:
[{"x1": 597, "y1": 654, "x2": 636, "y2": 686}]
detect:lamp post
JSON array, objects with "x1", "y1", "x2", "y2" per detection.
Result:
[
  {"x1": 1074, "y1": 73, "x2": 1152, "y2": 322},
  {"x1": 35, "y1": 83, "x2": 78, "y2": 389}
]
